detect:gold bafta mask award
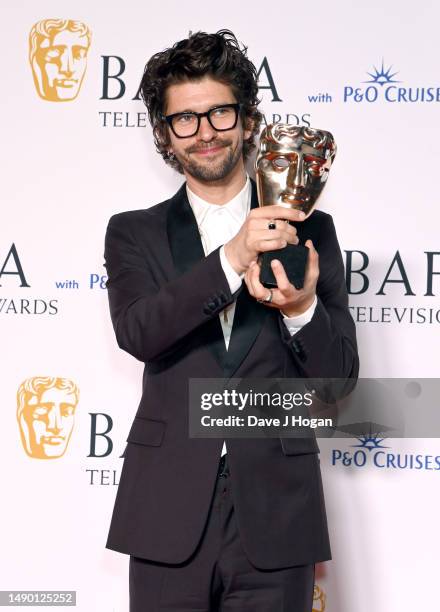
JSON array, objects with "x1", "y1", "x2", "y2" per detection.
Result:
[{"x1": 255, "y1": 124, "x2": 337, "y2": 288}]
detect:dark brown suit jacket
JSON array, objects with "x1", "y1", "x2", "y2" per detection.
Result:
[{"x1": 104, "y1": 180, "x2": 359, "y2": 569}]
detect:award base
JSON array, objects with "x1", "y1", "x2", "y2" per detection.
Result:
[{"x1": 259, "y1": 244, "x2": 309, "y2": 290}]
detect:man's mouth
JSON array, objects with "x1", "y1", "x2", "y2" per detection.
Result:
[
  {"x1": 194, "y1": 146, "x2": 224, "y2": 156},
  {"x1": 187, "y1": 141, "x2": 230, "y2": 157}
]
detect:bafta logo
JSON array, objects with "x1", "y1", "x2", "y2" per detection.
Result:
[
  {"x1": 312, "y1": 584, "x2": 326, "y2": 612},
  {"x1": 17, "y1": 377, "x2": 79, "y2": 459},
  {"x1": 29, "y1": 19, "x2": 92, "y2": 101}
]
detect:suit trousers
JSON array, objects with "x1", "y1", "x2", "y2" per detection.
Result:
[{"x1": 129, "y1": 454, "x2": 315, "y2": 611}]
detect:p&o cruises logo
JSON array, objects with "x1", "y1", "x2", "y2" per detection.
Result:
[
  {"x1": 332, "y1": 426, "x2": 440, "y2": 472},
  {"x1": 344, "y1": 60, "x2": 440, "y2": 103}
]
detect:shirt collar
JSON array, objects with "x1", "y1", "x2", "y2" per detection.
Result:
[{"x1": 186, "y1": 175, "x2": 251, "y2": 227}]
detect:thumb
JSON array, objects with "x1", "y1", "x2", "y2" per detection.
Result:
[
  {"x1": 305, "y1": 239, "x2": 317, "y2": 257},
  {"x1": 305, "y1": 239, "x2": 319, "y2": 280}
]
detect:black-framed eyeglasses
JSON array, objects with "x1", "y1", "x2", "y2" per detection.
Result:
[{"x1": 163, "y1": 103, "x2": 242, "y2": 138}]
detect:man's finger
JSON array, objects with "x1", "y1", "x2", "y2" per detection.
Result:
[
  {"x1": 256, "y1": 238, "x2": 287, "y2": 252},
  {"x1": 250, "y1": 261, "x2": 276, "y2": 301},
  {"x1": 248, "y1": 219, "x2": 299, "y2": 244},
  {"x1": 251, "y1": 205, "x2": 307, "y2": 223},
  {"x1": 253, "y1": 227, "x2": 297, "y2": 242},
  {"x1": 270, "y1": 259, "x2": 294, "y2": 296},
  {"x1": 304, "y1": 239, "x2": 319, "y2": 287},
  {"x1": 305, "y1": 239, "x2": 319, "y2": 269},
  {"x1": 245, "y1": 261, "x2": 259, "y2": 295}
]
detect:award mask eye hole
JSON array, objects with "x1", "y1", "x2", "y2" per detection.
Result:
[
  {"x1": 272, "y1": 157, "x2": 289, "y2": 169},
  {"x1": 309, "y1": 162, "x2": 322, "y2": 173}
]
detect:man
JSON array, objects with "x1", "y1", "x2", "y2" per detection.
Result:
[{"x1": 104, "y1": 30, "x2": 358, "y2": 611}]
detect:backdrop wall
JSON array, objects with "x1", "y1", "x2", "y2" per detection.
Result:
[{"x1": 2, "y1": 1, "x2": 439, "y2": 610}]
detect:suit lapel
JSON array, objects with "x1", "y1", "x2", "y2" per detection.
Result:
[
  {"x1": 166, "y1": 180, "x2": 268, "y2": 377},
  {"x1": 223, "y1": 180, "x2": 268, "y2": 378},
  {"x1": 166, "y1": 183, "x2": 206, "y2": 276},
  {"x1": 166, "y1": 184, "x2": 227, "y2": 368}
]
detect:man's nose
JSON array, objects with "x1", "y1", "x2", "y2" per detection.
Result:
[
  {"x1": 287, "y1": 156, "x2": 305, "y2": 189},
  {"x1": 197, "y1": 115, "x2": 217, "y2": 141},
  {"x1": 59, "y1": 49, "x2": 74, "y2": 76}
]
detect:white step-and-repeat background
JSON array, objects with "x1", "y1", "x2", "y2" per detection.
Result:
[{"x1": 2, "y1": 1, "x2": 439, "y2": 610}]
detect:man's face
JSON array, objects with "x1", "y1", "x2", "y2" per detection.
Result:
[
  {"x1": 255, "y1": 128, "x2": 334, "y2": 216},
  {"x1": 164, "y1": 76, "x2": 251, "y2": 183},
  {"x1": 23, "y1": 388, "x2": 77, "y2": 458},
  {"x1": 35, "y1": 30, "x2": 89, "y2": 101}
]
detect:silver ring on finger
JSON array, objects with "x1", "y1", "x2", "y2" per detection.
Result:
[
  {"x1": 258, "y1": 289, "x2": 273, "y2": 304},
  {"x1": 264, "y1": 290, "x2": 273, "y2": 303}
]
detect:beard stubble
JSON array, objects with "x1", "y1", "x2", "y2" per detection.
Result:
[{"x1": 177, "y1": 138, "x2": 243, "y2": 182}]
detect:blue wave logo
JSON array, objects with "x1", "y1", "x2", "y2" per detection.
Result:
[
  {"x1": 352, "y1": 433, "x2": 389, "y2": 451},
  {"x1": 363, "y1": 60, "x2": 401, "y2": 86}
]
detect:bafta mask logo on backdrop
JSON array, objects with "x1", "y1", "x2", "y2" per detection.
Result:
[
  {"x1": 29, "y1": 19, "x2": 92, "y2": 102},
  {"x1": 312, "y1": 585, "x2": 326, "y2": 612},
  {"x1": 17, "y1": 377, "x2": 79, "y2": 459}
]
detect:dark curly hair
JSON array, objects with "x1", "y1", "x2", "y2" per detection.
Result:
[{"x1": 139, "y1": 29, "x2": 262, "y2": 173}]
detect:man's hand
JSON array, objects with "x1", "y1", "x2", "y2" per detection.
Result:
[
  {"x1": 224, "y1": 205, "x2": 305, "y2": 275},
  {"x1": 244, "y1": 239, "x2": 319, "y2": 317}
]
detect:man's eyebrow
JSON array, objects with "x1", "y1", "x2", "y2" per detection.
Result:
[
  {"x1": 171, "y1": 109, "x2": 196, "y2": 114},
  {"x1": 171, "y1": 103, "x2": 234, "y2": 114}
]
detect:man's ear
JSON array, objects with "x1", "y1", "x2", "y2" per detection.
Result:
[
  {"x1": 243, "y1": 113, "x2": 255, "y2": 142},
  {"x1": 154, "y1": 123, "x2": 169, "y2": 147}
]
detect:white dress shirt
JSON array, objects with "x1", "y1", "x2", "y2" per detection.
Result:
[{"x1": 186, "y1": 176, "x2": 317, "y2": 456}]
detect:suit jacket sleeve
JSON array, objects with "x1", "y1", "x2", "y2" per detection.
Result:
[
  {"x1": 278, "y1": 213, "x2": 359, "y2": 381},
  {"x1": 104, "y1": 213, "x2": 235, "y2": 363}
]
